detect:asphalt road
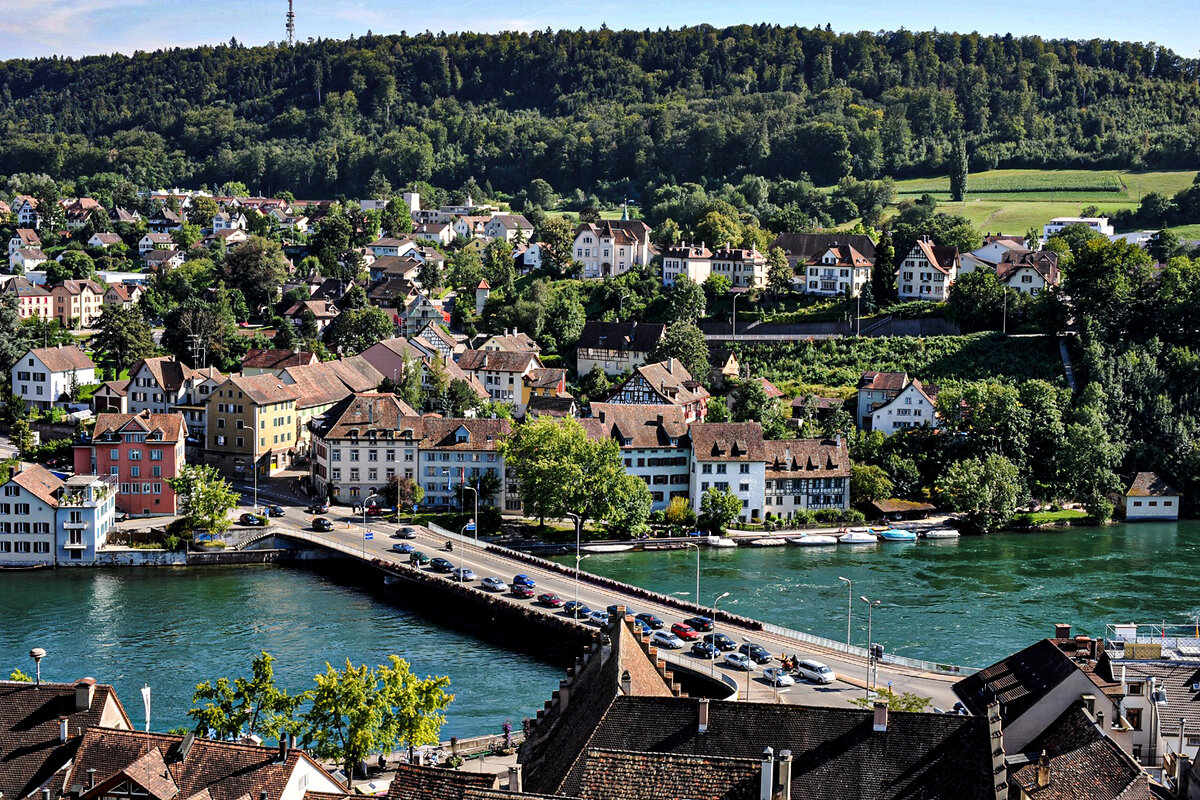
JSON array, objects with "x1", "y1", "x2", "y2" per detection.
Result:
[{"x1": 235, "y1": 490, "x2": 963, "y2": 711}]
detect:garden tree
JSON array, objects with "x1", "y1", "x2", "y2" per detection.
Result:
[
  {"x1": 699, "y1": 487, "x2": 742, "y2": 534},
  {"x1": 380, "y1": 198, "x2": 414, "y2": 236},
  {"x1": 299, "y1": 309, "x2": 319, "y2": 341},
  {"x1": 578, "y1": 363, "x2": 611, "y2": 402},
  {"x1": 382, "y1": 475, "x2": 424, "y2": 509},
  {"x1": 172, "y1": 223, "x2": 203, "y2": 250},
  {"x1": 872, "y1": 229, "x2": 896, "y2": 302},
  {"x1": 500, "y1": 417, "x2": 652, "y2": 536},
  {"x1": 10, "y1": 415, "x2": 35, "y2": 458},
  {"x1": 706, "y1": 396, "x2": 732, "y2": 422},
  {"x1": 46, "y1": 250, "x2": 95, "y2": 285},
  {"x1": 340, "y1": 284, "x2": 368, "y2": 310},
  {"x1": 223, "y1": 236, "x2": 288, "y2": 313},
  {"x1": 187, "y1": 196, "x2": 219, "y2": 227},
  {"x1": 665, "y1": 275, "x2": 706, "y2": 324},
  {"x1": 703, "y1": 273, "x2": 731, "y2": 301},
  {"x1": 0, "y1": 294, "x2": 29, "y2": 374},
  {"x1": 766, "y1": 247, "x2": 793, "y2": 296},
  {"x1": 889, "y1": 198, "x2": 980, "y2": 263},
  {"x1": 663, "y1": 495, "x2": 696, "y2": 528},
  {"x1": 948, "y1": 134, "x2": 968, "y2": 201},
  {"x1": 188, "y1": 652, "x2": 307, "y2": 741},
  {"x1": 729, "y1": 378, "x2": 790, "y2": 440},
  {"x1": 651, "y1": 218, "x2": 681, "y2": 250},
  {"x1": 1059, "y1": 385, "x2": 1124, "y2": 521},
  {"x1": 163, "y1": 297, "x2": 240, "y2": 370},
  {"x1": 167, "y1": 464, "x2": 241, "y2": 534},
  {"x1": 695, "y1": 210, "x2": 741, "y2": 248},
  {"x1": 310, "y1": 207, "x2": 354, "y2": 275},
  {"x1": 881, "y1": 454, "x2": 922, "y2": 500},
  {"x1": 1147, "y1": 228, "x2": 1180, "y2": 263},
  {"x1": 449, "y1": 247, "x2": 484, "y2": 293},
  {"x1": 1048, "y1": 223, "x2": 1105, "y2": 259},
  {"x1": 422, "y1": 356, "x2": 451, "y2": 413},
  {"x1": 947, "y1": 269, "x2": 1007, "y2": 332},
  {"x1": 526, "y1": 178, "x2": 558, "y2": 210},
  {"x1": 481, "y1": 239, "x2": 514, "y2": 289},
  {"x1": 91, "y1": 305, "x2": 157, "y2": 376},
  {"x1": 850, "y1": 464, "x2": 894, "y2": 507},
  {"x1": 447, "y1": 378, "x2": 480, "y2": 417},
  {"x1": 463, "y1": 470, "x2": 503, "y2": 507},
  {"x1": 535, "y1": 216, "x2": 578, "y2": 277},
  {"x1": 1064, "y1": 239, "x2": 1155, "y2": 341},
  {"x1": 850, "y1": 687, "x2": 931, "y2": 712},
  {"x1": 858, "y1": 283, "x2": 877, "y2": 315},
  {"x1": 226, "y1": 288, "x2": 251, "y2": 323},
  {"x1": 482, "y1": 281, "x2": 547, "y2": 339},
  {"x1": 936, "y1": 453, "x2": 1020, "y2": 534},
  {"x1": 221, "y1": 181, "x2": 248, "y2": 197},
  {"x1": 326, "y1": 307, "x2": 393, "y2": 356},
  {"x1": 301, "y1": 657, "x2": 452, "y2": 789},
  {"x1": 273, "y1": 320, "x2": 298, "y2": 349},
  {"x1": 417, "y1": 258, "x2": 443, "y2": 293},
  {"x1": 649, "y1": 322, "x2": 710, "y2": 383},
  {"x1": 541, "y1": 287, "x2": 586, "y2": 355}
]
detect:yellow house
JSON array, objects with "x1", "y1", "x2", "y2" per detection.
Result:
[{"x1": 205, "y1": 373, "x2": 298, "y2": 477}]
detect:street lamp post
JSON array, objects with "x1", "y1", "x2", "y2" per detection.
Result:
[
  {"x1": 566, "y1": 510, "x2": 582, "y2": 574},
  {"x1": 741, "y1": 635, "x2": 752, "y2": 701},
  {"x1": 712, "y1": 591, "x2": 730, "y2": 676},
  {"x1": 461, "y1": 484, "x2": 478, "y2": 541},
  {"x1": 574, "y1": 553, "x2": 591, "y2": 615},
  {"x1": 838, "y1": 577, "x2": 852, "y2": 646},
  {"x1": 683, "y1": 542, "x2": 701, "y2": 614},
  {"x1": 362, "y1": 492, "x2": 379, "y2": 559},
  {"x1": 459, "y1": 524, "x2": 472, "y2": 574},
  {"x1": 860, "y1": 596, "x2": 881, "y2": 701}
]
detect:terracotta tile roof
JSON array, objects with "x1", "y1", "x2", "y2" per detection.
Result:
[
  {"x1": 285, "y1": 299, "x2": 340, "y2": 319},
  {"x1": 662, "y1": 243, "x2": 713, "y2": 259},
  {"x1": 243, "y1": 348, "x2": 317, "y2": 370},
  {"x1": 577, "y1": 321, "x2": 665, "y2": 353},
  {"x1": 1107, "y1": 661, "x2": 1200, "y2": 738},
  {"x1": 870, "y1": 499, "x2": 937, "y2": 514},
  {"x1": 478, "y1": 332, "x2": 540, "y2": 353},
  {"x1": 710, "y1": 245, "x2": 765, "y2": 263},
  {"x1": 997, "y1": 249, "x2": 1061, "y2": 286},
  {"x1": 280, "y1": 358, "x2": 381, "y2": 409},
  {"x1": 574, "y1": 748, "x2": 760, "y2": 800},
  {"x1": 68, "y1": 727, "x2": 344, "y2": 800},
  {"x1": 770, "y1": 232, "x2": 878, "y2": 261},
  {"x1": 15, "y1": 228, "x2": 41, "y2": 246},
  {"x1": 913, "y1": 237, "x2": 960, "y2": 274},
  {"x1": 574, "y1": 220, "x2": 651, "y2": 245},
  {"x1": 53, "y1": 278, "x2": 106, "y2": 297},
  {"x1": 1125, "y1": 471, "x2": 1177, "y2": 497},
  {"x1": 526, "y1": 396, "x2": 579, "y2": 418},
  {"x1": 420, "y1": 418, "x2": 511, "y2": 451},
  {"x1": 225, "y1": 373, "x2": 299, "y2": 406},
  {"x1": 590, "y1": 404, "x2": 689, "y2": 448},
  {"x1": 308, "y1": 278, "x2": 356, "y2": 302},
  {"x1": 132, "y1": 356, "x2": 192, "y2": 393},
  {"x1": 100, "y1": 379, "x2": 131, "y2": 396},
  {"x1": 30, "y1": 344, "x2": 95, "y2": 374},
  {"x1": 144, "y1": 249, "x2": 184, "y2": 264},
  {"x1": 858, "y1": 371, "x2": 909, "y2": 392},
  {"x1": 368, "y1": 277, "x2": 412, "y2": 301},
  {"x1": 803, "y1": 243, "x2": 874, "y2": 268},
  {"x1": 688, "y1": 423, "x2": 764, "y2": 462},
  {"x1": 4, "y1": 276, "x2": 51, "y2": 297},
  {"x1": 369, "y1": 236, "x2": 415, "y2": 248},
  {"x1": 488, "y1": 213, "x2": 533, "y2": 230},
  {"x1": 416, "y1": 322, "x2": 460, "y2": 351},
  {"x1": 384, "y1": 763, "x2": 496, "y2": 800},
  {"x1": 457, "y1": 349, "x2": 542, "y2": 374},
  {"x1": 525, "y1": 368, "x2": 566, "y2": 391},
  {"x1": 311, "y1": 393, "x2": 420, "y2": 440},
  {"x1": 1007, "y1": 703, "x2": 1149, "y2": 800},
  {"x1": 0, "y1": 679, "x2": 130, "y2": 800},
  {"x1": 144, "y1": 232, "x2": 173, "y2": 244},
  {"x1": 92, "y1": 411, "x2": 186, "y2": 442},
  {"x1": 626, "y1": 359, "x2": 709, "y2": 407},
  {"x1": 763, "y1": 438, "x2": 849, "y2": 478},
  {"x1": 91, "y1": 232, "x2": 123, "y2": 246}
]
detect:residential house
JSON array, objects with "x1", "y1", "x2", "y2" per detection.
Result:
[
  {"x1": 896, "y1": 236, "x2": 960, "y2": 301},
  {"x1": 439, "y1": 196, "x2": 497, "y2": 218},
  {"x1": 484, "y1": 213, "x2": 534, "y2": 242},
  {"x1": 66, "y1": 727, "x2": 346, "y2": 800},
  {"x1": 412, "y1": 321, "x2": 464, "y2": 361},
  {"x1": 284, "y1": 299, "x2": 340, "y2": 333},
  {"x1": 522, "y1": 367, "x2": 570, "y2": 415},
  {"x1": 91, "y1": 379, "x2": 130, "y2": 414},
  {"x1": 414, "y1": 221, "x2": 454, "y2": 246},
  {"x1": 0, "y1": 199, "x2": 9, "y2": 219},
  {"x1": 576, "y1": 320, "x2": 666, "y2": 377},
  {"x1": 606, "y1": 359, "x2": 710, "y2": 424},
  {"x1": 74, "y1": 411, "x2": 187, "y2": 516},
  {"x1": 996, "y1": 250, "x2": 1060, "y2": 295},
  {"x1": 1044, "y1": 216, "x2": 1114, "y2": 240},
  {"x1": 763, "y1": 438, "x2": 851, "y2": 518},
  {"x1": 526, "y1": 395, "x2": 580, "y2": 419},
  {"x1": 589, "y1": 403, "x2": 691, "y2": 511},
  {"x1": 144, "y1": 248, "x2": 186, "y2": 271},
  {"x1": 109, "y1": 206, "x2": 141, "y2": 224},
  {"x1": 771, "y1": 231, "x2": 878, "y2": 271},
  {"x1": 3, "y1": 275, "x2": 53, "y2": 320},
  {"x1": 710, "y1": 244, "x2": 768, "y2": 289},
  {"x1": 12, "y1": 345, "x2": 96, "y2": 409},
  {"x1": 308, "y1": 393, "x2": 420, "y2": 502},
  {"x1": 138, "y1": 232, "x2": 173, "y2": 254},
  {"x1": 358, "y1": 337, "x2": 487, "y2": 404},
  {"x1": 205, "y1": 373, "x2": 299, "y2": 477},
  {"x1": 51, "y1": 279, "x2": 106, "y2": 328},
  {"x1": 856, "y1": 371, "x2": 939, "y2": 435},
  {"x1": 367, "y1": 235, "x2": 418, "y2": 259},
  {"x1": 0, "y1": 465, "x2": 117, "y2": 566},
  {"x1": 801, "y1": 242, "x2": 874, "y2": 297},
  {"x1": 242, "y1": 348, "x2": 318, "y2": 376},
  {"x1": 688, "y1": 422, "x2": 766, "y2": 522},
  {"x1": 477, "y1": 330, "x2": 541, "y2": 353},
  {"x1": 1125, "y1": 472, "x2": 1180, "y2": 520},
  {"x1": 9, "y1": 227, "x2": 40, "y2": 256},
  {"x1": 513, "y1": 241, "x2": 547, "y2": 273},
  {"x1": 971, "y1": 234, "x2": 1028, "y2": 265},
  {"x1": 127, "y1": 357, "x2": 195, "y2": 416},
  {"x1": 452, "y1": 215, "x2": 491, "y2": 240},
  {"x1": 457, "y1": 349, "x2": 544, "y2": 413},
  {"x1": 211, "y1": 210, "x2": 247, "y2": 231},
  {"x1": 856, "y1": 371, "x2": 908, "y2": 429},
  {"x1": 279, "y1": 355, "x2": 385, "y2": 449},
  {"x1": 203, "y1": 227, "x2": 250, "y2": 248},
  {"x1": 146, "y1": 207, "x2": 183, "y2": 232},
  {"x1": 11, "y1": 247, "x2": 47, "y2": 272},
  {"x1": 63, "y1": 197, "x2": 103, "y2": 231},
  {"x1": 102, "y1": 282, "x2": 142, "y2": 309},
  {"x1": 573, "y1": 220, "x2": 653, "y2": 279},
  {"x1": 368, "y1": 254, "x2": 423, "y2": 283},
  {"x1": 86, "y1": 231, "x2": 123, "y2": 249},
  {"x1": 12, "y1": 195, "x2": 39, "y2": 228},
  {"x1": 661, "y1": 242, "x2": 713, "y2": 287},
  {"x1": 0, "y1": 678, "x2": 131, "y2": 800},
  {"x1": 397, "y1": 293, "x2": 446, "y2": 337},
  {"x1": 418, "y1": 418, "x2": 512, "y2": 511}
]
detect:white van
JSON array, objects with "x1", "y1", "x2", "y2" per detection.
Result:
[{"x1": 795, "y1": 659, "x2": 836, "y2": 684}]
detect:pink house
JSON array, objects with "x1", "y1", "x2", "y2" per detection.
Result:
[{"x1": 73, "y1": 411, "x2": 187, "y2": 516}]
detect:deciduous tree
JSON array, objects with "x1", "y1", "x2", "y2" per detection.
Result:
[
  {"x1": 167, "y1": 464, "x2": 241, "y2": 534},
  {"x1": 189, "y1": 652, "x2": 307, "y2": 741}
]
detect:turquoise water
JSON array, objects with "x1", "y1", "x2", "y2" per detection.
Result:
[
  {"x1": 0, "y1": 565, "x2": 561, "y2": 737},
  {"x1": 553, "y1": 521, "x2": 1200, "y2": 667}
]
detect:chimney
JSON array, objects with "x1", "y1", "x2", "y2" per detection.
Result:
[
  {"x1": 759, "y1": 747, "x2": 774, "y2": 800},
  {"x1": 260, "y1": 792, "x2": 268, "y2": 800},
  {"x1": 59, "y1": 717, "x2": 69, "y2": 743},
  {"x1": 1182, "y1": 718, "x2": 1188, "y2": 755},
  {"x1": 777, "y1": 750, "x2": 793, "y2": 800},
  {"x1": 1036, "y1": 750, "x2": 1050, "y2": 788},
  {"x1": 873, "y1": 702, "x2": 888, "y2": 732},
  {"x1": 43, "y1": 789, "x2": 51, "y2": 800},
  {"x1": 698, "y1": 698, "x2": 710, "y2": 734},
  {"x1": 1096, "y1": 711, "x2": 1104, "y2": 729},
  {"x1": 75, "y1": 678, "x2": 96, "y2": 712},
  {"x1": 620, "y1": 669, "x2": 632, "y2": 696},
  {"x1": 1054, "y1": 624, "x2": 1071, "y2": 639},
  {"x1": 278, "y1": 736, "x2": 288, "y2": 763},
  {"x1": 87, "y1": 768, "x2": 97, "y2": 789},
  {"x1": 666, "y1": 360, "x2": 674, "y2": 375},
  {"x1": 507, "y1": 765, "x2": 523, "y2": 793}
]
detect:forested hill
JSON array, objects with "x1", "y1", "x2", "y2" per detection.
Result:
[{"x1": 3, "y1": 24, "x2": 1200, "y2": 197}]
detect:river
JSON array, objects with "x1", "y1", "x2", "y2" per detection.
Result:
[
  {"x1": 0, "y1": 564, "x2": 561, "y2": 738},
  {"x1": 552, "y1": 520, "x2": 1200, "y2": 667}
]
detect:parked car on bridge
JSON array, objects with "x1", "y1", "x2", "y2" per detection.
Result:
[
  {"x1": 391, "y1": 543, "x2": 415, "y2": 554},
  {"x1": 704, "y1": 633, "x2": 737, "y2": 652},
  {"x1": 480, "y1": 576, "x2": 508, "y2": 592},
  {"x1": 394, "y1": 527, "x2": 417, "y2": 539},
  {"x1": 723, "y1": 652, "x2": 753, "y2": 671},
  {"x1": 690, "y1": 641, "x2": 719, "y2": 659},
  {"x1": 563, "y1": 601, "x2": 591, "y2": 618},
  {"x1": 313, "y1": 518, "x2": 334, "y2": 532},
  {"x1": 635, "y1": 613, "x2": 664, "y2": 630},
  {"x1": 607, "y1": 604, "x2": 635, "y2": 618},
  {"x1": 684, "y1": 616, "x2": 714, "y2": 632},
  {"x1": 631, "y1": 618, "x2": 653, "y2": 636},
  {"x1": 739, "y1": 642, "x2": 773, "y2": 665},
  {"x1": 670, "y1": 623, "x2": 699, "y2": 641},
  {"x1": 510, "y1": 584, "x2": 536, "y2": 599},
  {"x1": 795, "y1": 659, "x2": 836, "y2": 685},
  {"x1": 409, "y1": 551, "x2": 430, "y2": 566},
  {"x1": 451, "y1": 567, "x2": 476, "y2": 582},
  {"x1": 762, "y1": 667, "x2": 795, "y2": 687},
  {"x1": 239, "y1": 513, "x2": 266, "y2": 526},
  {"x1": 430, "y1": 558, "x2": 454, "y2": 573},
  {"x1": 538, "y1": 593, "x2": 564, "y2": 607},
  {"x1": 650, "y1": 631, "x2": 685, "y2": 650},
  {"x1": 513, "y1": 574, "x2": 536, "y2": 588},
  {"x1": 586, "y1": 610, "x2": 609, "y2": 626}
]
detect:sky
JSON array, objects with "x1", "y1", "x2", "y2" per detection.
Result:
[{"x1": 0, "y1": 0, "x2": 1197, "y2": 61}]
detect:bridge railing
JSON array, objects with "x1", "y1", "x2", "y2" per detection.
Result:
[{"x1": 756, "y1": 620, "x2": 978, "y2": 676}]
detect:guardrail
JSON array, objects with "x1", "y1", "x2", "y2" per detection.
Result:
[{"x1": 756, "y1": 620, "x2": 978, "y2": 676}]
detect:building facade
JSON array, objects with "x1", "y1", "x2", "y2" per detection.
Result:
[
  {"x1": 688, "y1": 422, "x2": 766, "y2": 523},
  {"x1": 763, "y1": 438, "x2": 851, "y2": 518},
  {"x1": 11, "y1": 345, "x2": 96, "y2": 410},
  {"x1": 896, "y1": 236, "x2": 960, "y2": 302},
  {"x1": 205, "y1": 374, "x2": 298, "y2": 477},
  {"x1": 572, "y1": 220, "x2": 652, "y2": 279},
  {"x1": 575, "y1": 320, "x2": 666, "y2": 377},
  {"x1": 74, "y1": 412, "x2": 187, "y2": 516}
]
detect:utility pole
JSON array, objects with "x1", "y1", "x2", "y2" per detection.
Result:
[{"x1": 286, "y1": 0, "x2": 295, "y2": 46}]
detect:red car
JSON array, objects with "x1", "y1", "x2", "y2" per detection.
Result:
[
  {"x1": 671, "y1": 622, "x2": 699, "y2": 641},
  {"x1": 511, "y1": 585, "x2": 536, "y2": 599},
  {"x1": 538, "y1": 593, "x2": 564, "y2": 608},
  {"x1": 365, "y1": 505, "x2": 384, "y2": 516}
]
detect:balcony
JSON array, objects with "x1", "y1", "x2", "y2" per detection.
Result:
[
  {"x1": 62, "y1": 520, "x2": 89, "y2": 530},
  {"x1": 62, "y1": 541, "x2": 87, "y2": 550}
]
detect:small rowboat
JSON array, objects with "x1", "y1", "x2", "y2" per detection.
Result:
[
  {"x1": 582, "y1": 543, "x2": 635, "y2": 553},
  {"x1": 788, "y1": 535, "x2": 838, "y2": 547},
  {"x1": 707, "y1": 536, "x2": 738, "y2": 548}
]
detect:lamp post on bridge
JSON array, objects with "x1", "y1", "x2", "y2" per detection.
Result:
[
  {"x1": 361, "y1": 492, "x2": 379, "y2": 559},
  {"x1": 860, "y1": 596, "x2": 881, "y2": 702},
  {"x1": 838, "y1": 576, "x2": 852, "y2": 646},
  {"x1": 711, "y1": 591, "x2": 730, "y2": 676}
]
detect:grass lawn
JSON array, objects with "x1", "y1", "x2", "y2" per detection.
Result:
[
  {"x1": 1016, "y1": 509, "x2": 1089, "y2": 525},
  {"x1": 1170, "y1": 223, "x2": 1200, "y2": 239}
]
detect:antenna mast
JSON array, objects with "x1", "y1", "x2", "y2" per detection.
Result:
[{"x1": 286, "y1": 0, "x2": 295, "y2": 46}]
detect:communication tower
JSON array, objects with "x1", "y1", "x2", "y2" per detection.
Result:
[{"x1": 286, "y1": 0, "x2": 295, "y2": 46}]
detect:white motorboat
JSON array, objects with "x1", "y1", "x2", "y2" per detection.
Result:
[
  {"x1": 839, "y1": 530, "x2": 878, "y2": 545},
  {"x1": 923, "y1": 528, "x2": 961, "y2": 539},
  {"x1": 582, "y1": 543, "x2": 635, "y2": 553},
  {"x1": 750, "y1": 537, "x2": 788, "y2": 547},
  {"x1": 707, "y1": 536, "x2": 738, "y2": 548},
  {"x1": 788, "y1": 535, "x2": 838, "y2": 547}
]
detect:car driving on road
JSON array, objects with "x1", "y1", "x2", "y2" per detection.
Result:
[
  {"x1": 265, "y1": 505, "x2": 286, "y2": 517},
  {"x1": 451, "y1": 567, "x2": 476, "y2": 582},
  {"x1": 430, "y1": 558, "x2": 454, "y2": 573},
  {"x1": 585, "y1": 610, "x2": 609, "y2": 626},
  {"x1": 538, "y1": 593, "x2": 564, "y2": 607},
  {"x1": 394, "y1": 527, "x2": 417, "y2": 539},
  {"x1": 510, "y1": 584, "x2": 536, "y2": 599},
  {"x1": 239, "y1": 513, "x2": 266, "y2": 526},
  {"x1": 762, "y1": 667, "x2": 795, "y2": 687},
  {"x1": 635, "y1": 613, "x2": 664, "y2": 630},
  {"x1": 684, "y1": 616, "x2": 714, "y2": 632},
  {"x1": 795, "y1": 659, "x2": 837, "y2": 685},
  {"x1": 704, "y1": 633, "x2": 737, "y2": 652},
  {"x1": 723, "y1": 652, "x2": 752, "y2": 671},
  {"x1": 313, "y1": 518, "x2": 334, "y2": 532},
  {"x1": 650, "y1": 631, "x2": 685, "y2": 650},
  {"x1": 670, "y1": 622, "x2": 700, "y2": 641},
  {"x1": 390, "y1": 543, "x2": 416, "y2": 554},
  {"x1": 480, "y1": 577, "x2": 508, "y2": 592},
  {"x1": 307, "y1": 503, "x2": 329, "y2": 514},
  {"x1": 513, "y1": 574, "x2": 536, "y2": 588},
  {"x1": 739, "y1": 642, "x2": 773, "y2": 664},
  {"x1": 690, "y1": 641, "x2": 719, "y2": 659},
  {"x1": 563, "y1": 601, "x2": 591, "y2": 618}
]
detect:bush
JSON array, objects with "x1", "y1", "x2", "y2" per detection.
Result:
[{"x1": 163, "y1": 535, "x2": 182, "y2": 551}]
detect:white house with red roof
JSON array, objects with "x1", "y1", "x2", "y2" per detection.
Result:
[{"x1": 896, "y1": 236, "x2": 960, "y2": 301}]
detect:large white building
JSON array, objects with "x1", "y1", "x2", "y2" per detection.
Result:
[
  {"x1": 588, "y1": 404, "x2": 690, "y2": 512},
  {"x1": 661, "y1": 243, "x2": 713, "y2": 287},
  {"x1": 896, "y1": 236, "x2": 960, "y2": 302},
  {"x1": 800, "y1": 243, "x2": 873, "y2": 297},
  {"x1": 688, "y1": 422, "x2": 766, "y2": 523},
  {"x1": 709, "y1": 244, "x2": 767, "y2": 289},
  {"x1": 572, "y1": 220, "x2": 652, "y2": 279},
  {"x1": 1043, "y1": 216, "x2": 1114, "y2": 240},
  {"x1": 11, "y1": 345, "x2": 96, "y2": 410},
  {"x1": 0, "y1": 465, "x2": 117, "y2": 567}
]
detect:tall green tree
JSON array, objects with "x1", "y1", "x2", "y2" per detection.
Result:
[
  {"x1": 948, "y1": 134, "x2": 968, "y2": 201},
  {"x1": 665, "y1": 276, "x2": 706, "y2": 325},
  {"x1": 536, "y1": 216, "x2": 578, "y2": 278},
  {"x1": 167, "y1": 464, "x2": 241, "y2": 534},
  {"x1": 872, "y1": 229, "x2": 896, "y2": 303},
  {"x1": 649, "y1": 322, "x2": 710, "y2": 382},
  {"x1": 189, "y1": 652, "x2": 307, "y2": 741},
  {"x1": 325, "y1": 307, "x2": 394, "y2": 355},
  {"x1": 766, "y1": 247, "x2": 793, "y2": 296},
  {"x1": 699, "y1": 487, "x2": 742, "y2": 534},
  {"x1": 91, "y1": 304, "x2": 157, "y2": 376},
  {"x1": 223, "y1": 236, "x2": 288, "y2": 313},
  {"x1": 936, "y1": 453, "x2": 1020, "y2": 534}
]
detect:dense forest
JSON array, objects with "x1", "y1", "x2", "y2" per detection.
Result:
[{"x1": 2, "y1": 25, "x2": 1199, "y2": 198}]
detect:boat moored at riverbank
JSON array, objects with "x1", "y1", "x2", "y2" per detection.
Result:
[
  {"x1": 879, "y1": 529, "x2": 918, "y2": 542},
  {"x1": 788, "y1": 534, "x2": 838, "y2": 547},
  {"x1": 839, "y1": 529, "x2": 878, "y2": 544},
  {"x1": 923, "y1": 528, "x2": 961, "y2": 539}
]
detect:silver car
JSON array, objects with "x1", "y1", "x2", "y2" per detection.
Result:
[
  {"x1": 451, "y1": 567, "x2": 476, "y2": 582},
  {"x1": 795, "y1": 659, "x2": 836, "y2": 684},
  {"x1": 650, "y1": 631, "x2": 685, "y2": 650},
  {"x1": 480, "y1": 576, "x2": 508, "y2": 592}
]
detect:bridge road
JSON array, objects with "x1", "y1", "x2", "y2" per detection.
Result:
[{"x1": 244, "y1": 502, "x2": 964, "y2": 710}]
